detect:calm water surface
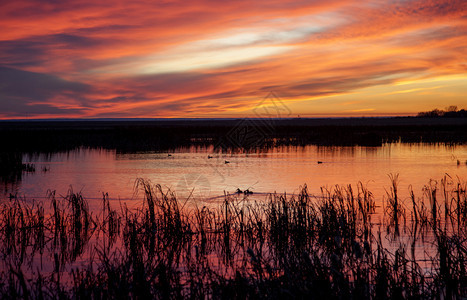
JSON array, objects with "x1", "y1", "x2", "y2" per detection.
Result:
[
  {"x1": 1, "y1": 143, "x2": 467, "y2": 281},
  {"x1": 5, "y1": 143, "x2": 467, "y2": 209}
]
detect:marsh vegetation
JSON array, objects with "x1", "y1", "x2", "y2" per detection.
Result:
[{"x1": 1, "y1": 176, "x2": 466, "y2": 299}]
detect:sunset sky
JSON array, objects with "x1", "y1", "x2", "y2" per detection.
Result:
[{"x1": 0, "y1": 0, "x2": 466, "y2": 119}]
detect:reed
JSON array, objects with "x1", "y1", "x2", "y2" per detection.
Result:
[{"x1": 0, "y1": 177, "x2": 467, "y2": 298}]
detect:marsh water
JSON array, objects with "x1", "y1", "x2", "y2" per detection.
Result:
[
  {"x1": 4, "y1": 143, "x2": 467, "y2": 209},
  {"x1": 2, "y1": 142, "x2": 467, "y2": 297}
]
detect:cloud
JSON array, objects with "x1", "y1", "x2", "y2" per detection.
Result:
[
  {"x1": 0, "y1": 66, "x2": 90, "y2": 117},
  {"x1": 0, "y1": 34, "x2": 105, "y2": 70},
  {"x1": 0, "y1": 0, "x2": 466, "y2": 118}
]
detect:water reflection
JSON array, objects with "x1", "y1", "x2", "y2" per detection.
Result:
[{"x1": 1, "y1": 143, "x2": 466, "y2": 208}]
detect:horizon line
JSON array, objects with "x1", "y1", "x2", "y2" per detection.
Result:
[{"x1": 0, "y1": 115, "x2": 422, "y2": 122}]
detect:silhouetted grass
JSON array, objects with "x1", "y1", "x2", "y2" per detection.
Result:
[
  {"x1": 1, "y1": 118, "x2": 466, "y2": 156},
  {"x1": 0, "y1": 177, "x2": 467, "y2": 298},
  {"x1": 0, "y1": 152, "x2": 35, "y2": 188}
]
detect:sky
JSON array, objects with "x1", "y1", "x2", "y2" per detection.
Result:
[{"x1": 0, "y1": 0, "x2": 466, "y2": 119}]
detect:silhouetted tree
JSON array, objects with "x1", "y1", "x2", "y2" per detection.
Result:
[{"x1": 417, "y1": 107, "x2": 466, "y2": 118}]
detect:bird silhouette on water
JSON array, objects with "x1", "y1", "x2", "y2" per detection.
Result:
[{"x1": 236, "y1": 188, "x2": 253, "y2": 195}]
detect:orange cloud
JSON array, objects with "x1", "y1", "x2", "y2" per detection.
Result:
[{"x1": 0, "y1": 0, "x2": 466, "y2": 119}]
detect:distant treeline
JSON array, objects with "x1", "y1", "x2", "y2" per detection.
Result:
[
  {"x1": 417, "y1": 106, "x2": 467, "y2": 118},
  {"x1": 1, "y1": 117, "x2": 466, "y2": 156}
]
